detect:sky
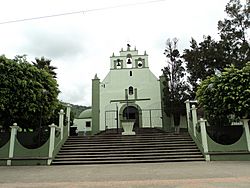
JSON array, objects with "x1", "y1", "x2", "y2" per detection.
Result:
[{"x1": 0, "y1": 0, "x2": 230, "y2": 106}]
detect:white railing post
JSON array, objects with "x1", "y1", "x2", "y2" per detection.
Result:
[
  {"x1": 47, "y1": 123, "x2": 57, "y2": 165},
  {"x1": 7, "y1": 123, "x2": 19, "y2": 166},
  {"x1": 199, "y1": 118, "x2": 210, "y2": 161},
  {"x1": 58, "y1": 109, "x2": 65, "y2": 140},
  {"x1": 191, "y1": 105, "x2": 198, "y2": 137},
  {"x1": 241, "y1": 119, "x2": 250, "y2": 152},
  {"x1": 185, "y1": 100, "x2": 191, "y2": 132},
  {"x1": 66, "y1": 104, "x2": 71, "y2": 137}
]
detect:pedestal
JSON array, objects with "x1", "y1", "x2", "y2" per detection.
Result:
[{"x1": 121, "y1": 120, "x2": 136, "y2": 135}]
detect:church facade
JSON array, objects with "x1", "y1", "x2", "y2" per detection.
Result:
[{"x1": 73, "y1": 45, "x2": 174, "y2": 135}]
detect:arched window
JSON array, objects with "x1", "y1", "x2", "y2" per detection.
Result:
[
  {"x1": 126, "y1": 54, "x2": 132, "y2": 68},
  {"x1": 129, "y1": 86, "x2": 133, "y2": 95},
  {"x1": 115, "y1": 59, "x2": 121, "y2": 69},
  {"x1": 130, "y1": 71, "x2": 132, "y2": 76},
  {"x1": 137, "y1": 58, "x2": 144, "y2": 68}
]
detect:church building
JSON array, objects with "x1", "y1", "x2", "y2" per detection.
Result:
[{"x1": 74, "y1": 45, "x2": 171, "y2": 135}]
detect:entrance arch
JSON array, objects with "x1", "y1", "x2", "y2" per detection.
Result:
[{"x1": 119, "y1": 104, "x2": 142, "y2": 130}]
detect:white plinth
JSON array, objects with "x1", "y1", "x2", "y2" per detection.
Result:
[{"x1": 121, "y1": 120, "x2": 136, "y2": 135}]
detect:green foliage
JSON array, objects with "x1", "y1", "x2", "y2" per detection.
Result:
[
  {"x1": 183, "y1": 0, "x2": 249, "y2": 94},
  {"x1": 197, "y1": 62, "x2": 250, "y2": 125},
  {"x1": 32, "y1": 56, "x2": 57, "y2": 78},
  {"x1": 162, "y1": 38, "x2": 190, "y2": 126},
  {"x1": 218, "y1": 0, "x2": 250, "y2": 68},
  {"x1": 0, "y1": 55, "x2": 60, "y2": 130},
  {"x1": 183, "y1": 36, "x2": 228, "y2": 92}
]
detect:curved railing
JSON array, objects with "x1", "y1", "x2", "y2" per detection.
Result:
[
  {"x1": 0, "y1": 104, "x2": 71, "y2": 166},
  {"x1": 185, "y1": 100, "x2": 250, "y2": 161}
]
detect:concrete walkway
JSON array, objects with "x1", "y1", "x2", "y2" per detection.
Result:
[{"x1": 0, "y1": 161, "x2": 250, "y2": 188}]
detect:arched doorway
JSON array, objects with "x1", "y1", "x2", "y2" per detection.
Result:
[{"x1": 122, "y1": 106, "x2": 139, "y2": 131}]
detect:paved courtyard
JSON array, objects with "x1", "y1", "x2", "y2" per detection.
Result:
[{"x1": 0, "y1": 161, "x2": 250, "y2": 188}]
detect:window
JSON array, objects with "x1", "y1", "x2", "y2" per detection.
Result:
[
  {"x1": 137, "y1": 58, "x2": 144, "y2": 68},
  {"x1": 129, "y1": 86, "x2": 133, "y2": 95},
  {"x1": 130, "y1": 71, "x2": 132, "y2": 76},
  {"x1": 86, "y1": 121, "x2": 91, "y2": 128},
  {"x1": 126, "y1": 54, "x2": 132, "y2": 68},
  {"x1": 115, "y1": 59, "x2": 121, "y2": 69}
]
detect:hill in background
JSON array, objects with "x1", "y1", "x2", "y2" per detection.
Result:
[{"x1": 61, "y1": 102, "x2": 91, "y2": 119}]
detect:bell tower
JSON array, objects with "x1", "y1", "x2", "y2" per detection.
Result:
[{"x1": 110, "y1": 44, "x2": 149, "y2": 70}]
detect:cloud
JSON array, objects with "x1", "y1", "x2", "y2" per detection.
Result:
[
  {"x1": 0, "y1": 0, "x2": 231, "y2": 106},
  {"x1": 59, "y1": 82, "x2": 91, "y2": 106},
  {"x1": 22, "y1": 25, "x2": 86, "y2": 60}
]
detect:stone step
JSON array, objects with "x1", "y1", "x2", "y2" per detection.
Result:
[
  {"x1": 59, "y1": 146, "x2": 198, "y2": 154},
  {"x1": 65, "y1": 140, "x2": 193, "y2": 145},
  {"x1": 56, "y1": 151, "x2": 203, "y2": 159},
  {"x1": 66, "y1": 137, "x2": 192, "y2": 142},
  {"x1": 63, "y1": 140, "x2": 195, "y2": 147},
  {"x1": 53, "y1": 154, "x2": 204, "y2": 161},
  {"x1": 60, "y1": 143, "x2": 197, "y2": 150},
  {"x1": 96, "y1": 129, "x2": 168, "y2": 135},
  {"x1": 52, "y1": 157, "x2": 205, "y2": 165},
  {"x1": 58, "y1": 148, "x2": 200, "y2": 155},
  {"x1": 65, "y1": 137, "x2": 193, "y2": 143},
  {"x1": 52, "y1": 130, "x2": 204, "y2": 165},
  {"x1": 68, "y1": 134, "x2": 190, "y2": 140}
]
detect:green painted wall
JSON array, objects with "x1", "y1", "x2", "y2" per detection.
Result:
[
  {"x1": 0, "y1": 141, "x2": 10, "y2": 165},
  {"x1": 92, "y1": 76, "x2": 100, "y2": 135},
  {"x1": 8, "y1": 133, "x2": 49, "y2": 165},
  {"x1": 0, "y1": 161, "x2": 7, "y2": 165},
  {"x1": 0, "y1": 141, "x2": 9, "y2": 158},
  {"x1": 207, "y1": 131, "x2": 248, "y2": 152},
  {"x1": 188, "y1": 118, "x2": 250, "y2": 161},
  {"x1": 52, "y1": 126, "x2": 68, "y2": 160},
  {"x1": 0, "y1": 125, "x2": 69, "y2": 166},
  {"x1": 189, "y1": 128, "x2": 205, "y2": 156},
  {"x1": 210, "y1": 154, "x2": 250, "y2": 161},
  {"x1": 11, "y1": 159, "x2": 48, "y2": 166},
  {"x1": 14, "y1": 139, "x2": 49, "y2": 158}
]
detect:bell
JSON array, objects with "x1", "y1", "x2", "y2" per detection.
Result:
[
  {"x1": 127, "y1": 58, "x2": 132, "y2": 64},
  {"x1": 138, "y1": 62, "x2": 143, "y2": 67},
  {"x1": 116, "y1": 59, "x2": 121, "y2": 66}
]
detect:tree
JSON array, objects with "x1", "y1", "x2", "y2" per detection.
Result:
[
  {"x1": 183, "y1": 0, "x2": 249, "y2": 94},
  {"x1": 196, "y1": 62, "x2": 250, "y2": 126},
  {"x1": 218, "y1": 0, "x2": 250, "y2": 68},
  {"x1": 0, "y1": 55, "x2": 60, "y2": 130},
  {"x1": 32, "y1": 56, "x2": 57, "y2": 78},
  {"x1": 183, "y1": 36, "x2": 227, "y2": 93},
  {"x1": 162, "y1": 38, "x2": 190, "y2": 129}
]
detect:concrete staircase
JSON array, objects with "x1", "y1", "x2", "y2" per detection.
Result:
[{"x1": 52, "y1": 129, "x2": 204, "y2": 165}]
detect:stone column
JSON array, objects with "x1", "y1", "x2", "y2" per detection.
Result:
[
  {"x1": 191, "y1": 105, "x2": 198, "y2": 137},
  {"x1": 66, "y1": 104, "x2": 71, "y2": 137},
  {"x1": 199, "y1": 118, "x2": 210, "y2": 161},
  {"x1": 92, "y1": 74, "x2": 100, "y2": 135},
  {"x1": 47, "y1": 123, "x2": 57, "y2": 165},
  {"x1": 7, "y1": 123, "x2": 19, "y2": 166},
  {"x1": 185, "y1": 100, "x2": 191, "y2": 132},
  {"x1": 241, "y1": 119, "x2": 250, "y2": 152},
  {"x1": 58, "y1": 109, "x2": 65, "y2": 140}
]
